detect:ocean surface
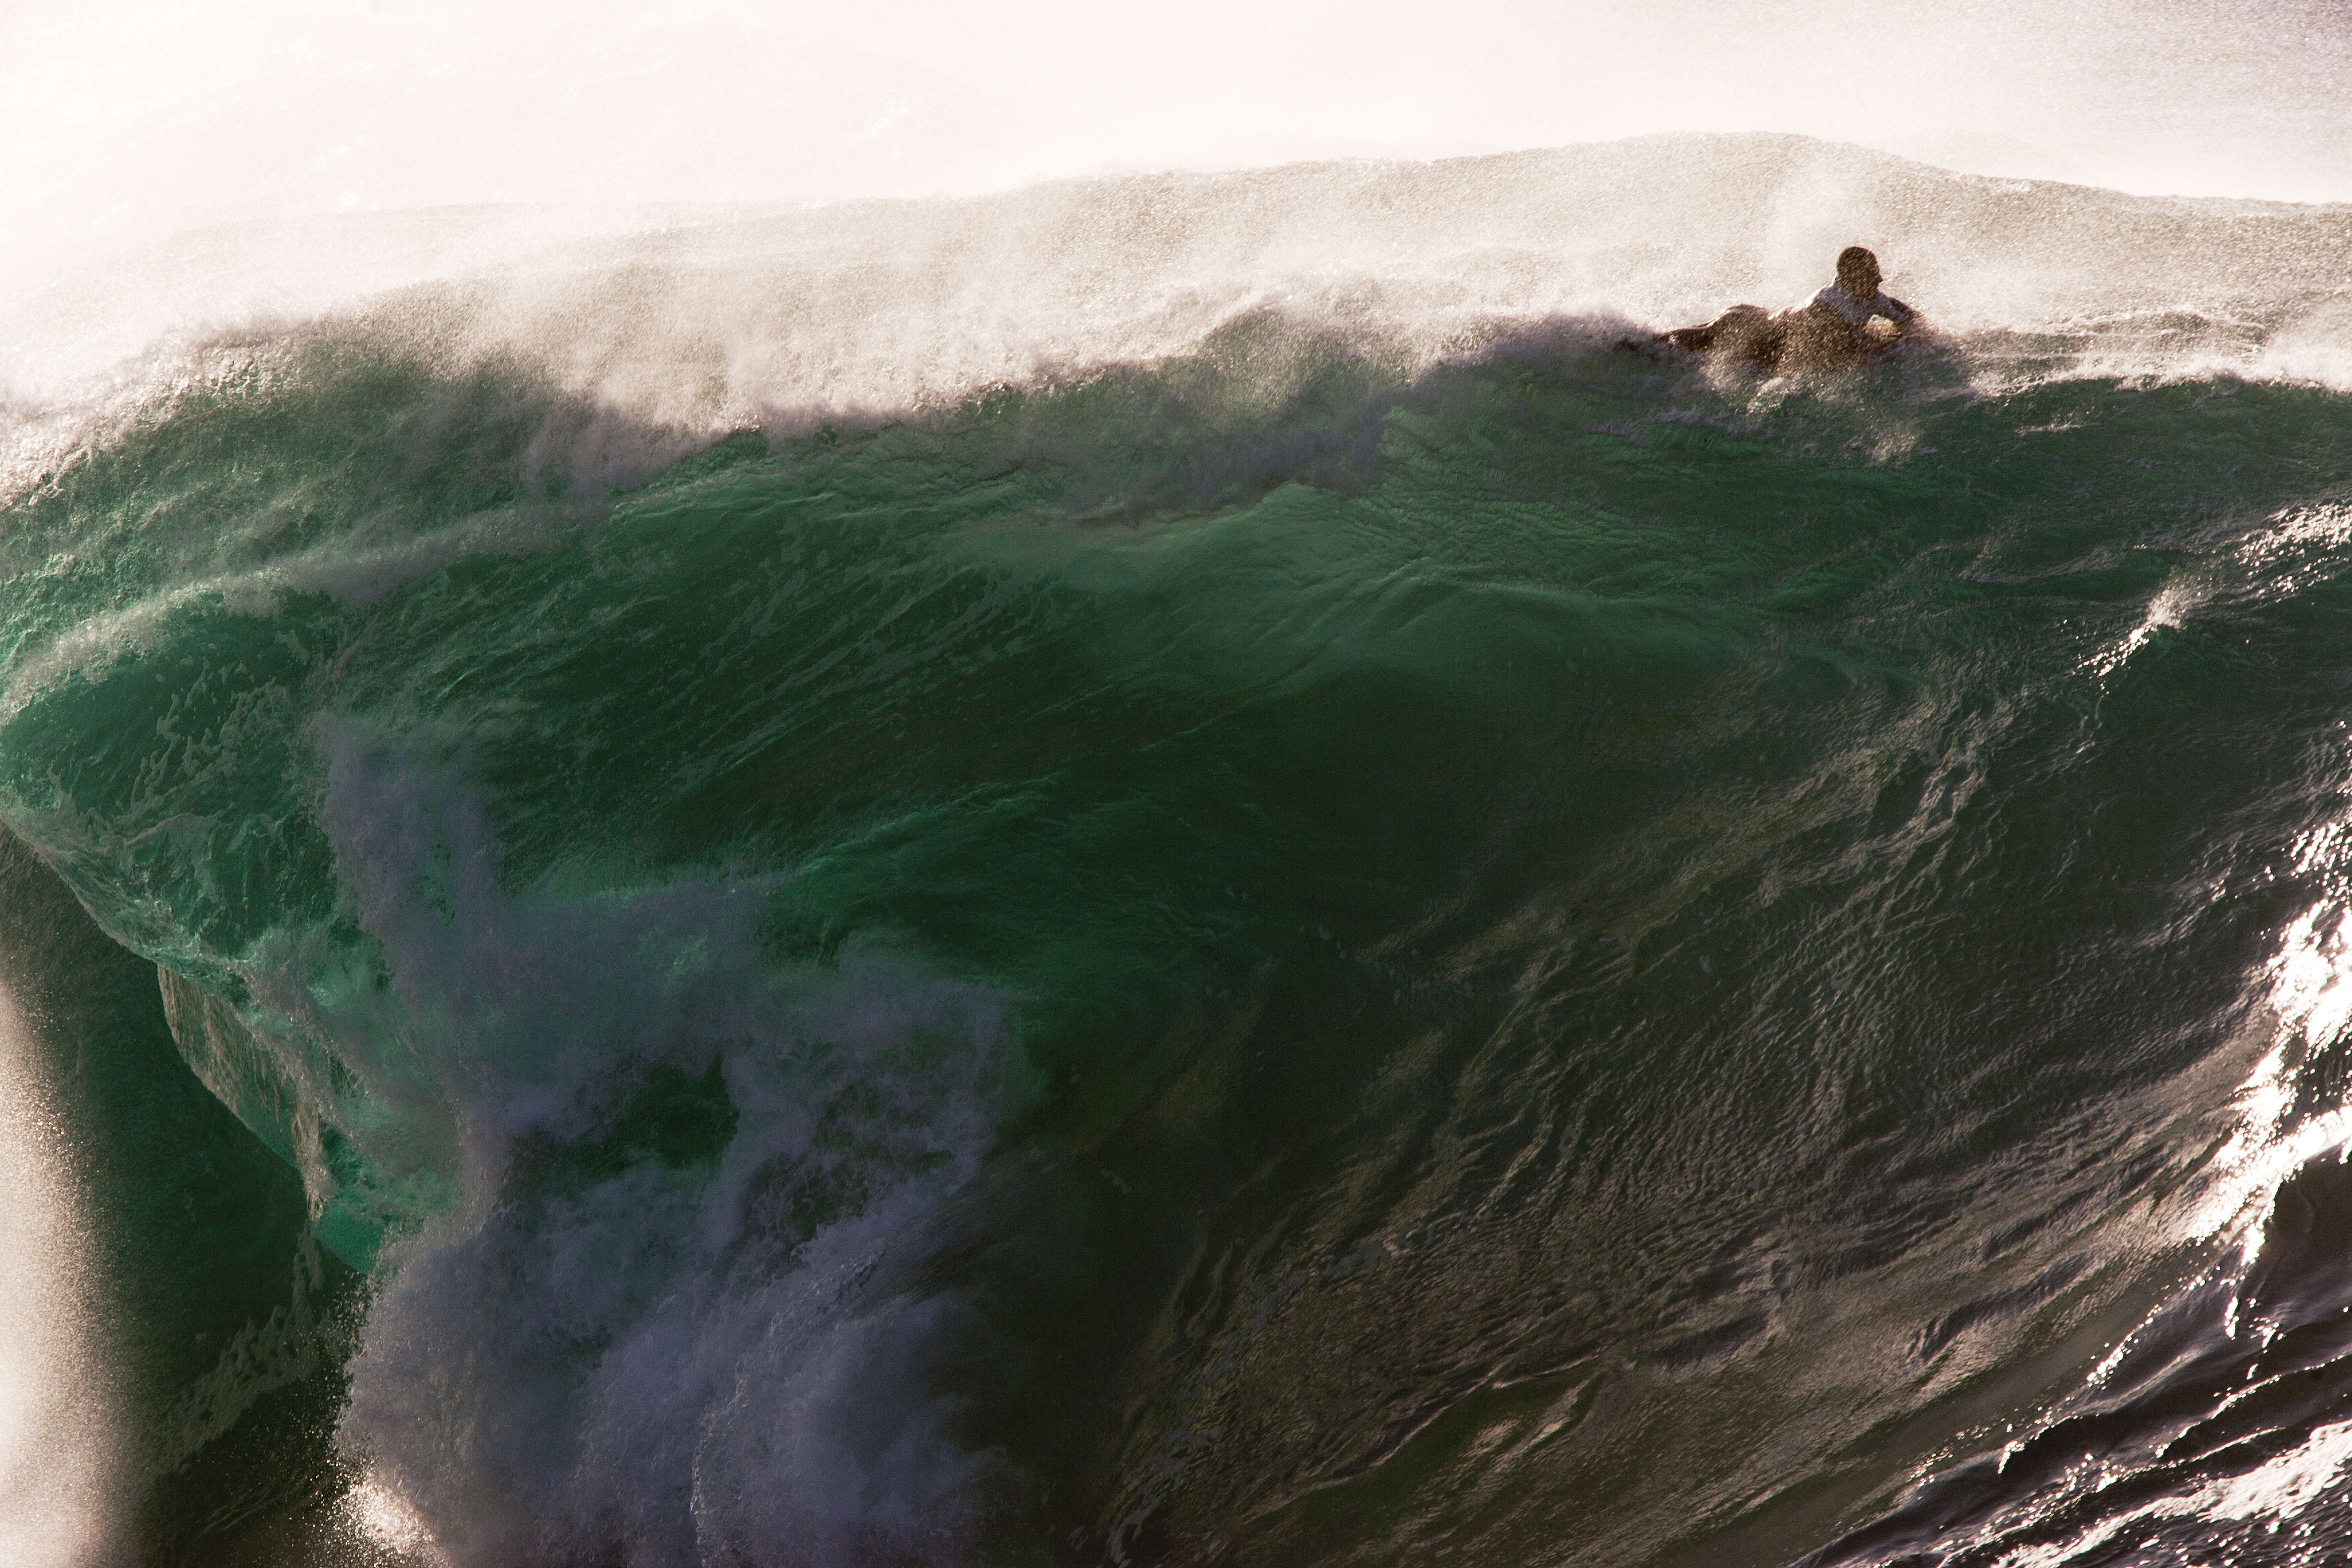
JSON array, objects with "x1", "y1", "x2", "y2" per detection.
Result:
[{"x1": 3, "y1": 133, "x2": 2352, "y2": 1566}]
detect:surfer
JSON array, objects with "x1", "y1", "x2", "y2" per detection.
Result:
[{"x1": 1655, "y1": 246, "x2": 1923, "y2": 370}]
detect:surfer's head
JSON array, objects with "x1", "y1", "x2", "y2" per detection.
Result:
[{"x1": 1836, "y1": 245, "x2": 1882, "y2": 296}]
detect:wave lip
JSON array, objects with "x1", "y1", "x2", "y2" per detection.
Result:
[{"x1": 7, "y1": 131, "x2": 2350, "y2": 443}]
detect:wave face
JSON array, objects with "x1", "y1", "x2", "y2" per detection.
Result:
[{"x1": 4, "y1": 134, "x2": 2352, "y2": 1566}]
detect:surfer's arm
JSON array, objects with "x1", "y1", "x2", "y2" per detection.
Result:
[{"x1": 1877, "y1": 295, "x2": 1923, "y2": 333}]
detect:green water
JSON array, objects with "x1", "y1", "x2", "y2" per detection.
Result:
[{"x1": 3, "y1": 312, "x2": 2351, "y2": 1564}]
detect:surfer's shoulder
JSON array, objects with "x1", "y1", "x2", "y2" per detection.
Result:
[{"x1": 1808, "y1": 284, "x2": 1870, "y2": 326}]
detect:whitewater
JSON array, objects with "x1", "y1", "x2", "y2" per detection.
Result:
[{"x1": 3, "y1": 132, "x2": 2352, "y2": 1566}]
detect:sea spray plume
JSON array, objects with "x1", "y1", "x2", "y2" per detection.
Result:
[
  {"x1": 10, "y1": 137, "x2": 2351, "y2": 424},
  {"x1": 0, "y1": 980, "x2": 121, "y2": 1564},
  {"x1": 301, "y1": 721, "x2": 1018, "y2": 1563}
]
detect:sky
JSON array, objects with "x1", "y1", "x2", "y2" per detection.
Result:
[{"x1": 3, "y1": 0, "x2": 2349, "y2": 294}]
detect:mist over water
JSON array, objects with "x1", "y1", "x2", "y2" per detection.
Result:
[
  {"x1": 0, "y1": 986, "x2": 115, "y2": 1566},
  {"x1": 5, "y1": 4, "x2": 2352, "y2": 1565},
  {"x1": 8, "y1": 134, "x2": 2349, "y2": 460}
]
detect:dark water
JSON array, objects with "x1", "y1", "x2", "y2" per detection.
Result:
[{"x1": 5, "y1": 225, "x2": 2352, "y2": 1565}]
